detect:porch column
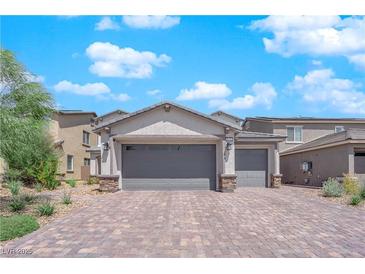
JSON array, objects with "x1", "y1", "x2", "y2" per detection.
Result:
[
  {"x1": 271, "y1": 143, "x2": 282, "y2": 188},
  {"x1": 348, "y1": 144, "x2": 355, "y2": 175},
  {"x1": 218, "y1": 130, "x2": 237, "y2": 192}
]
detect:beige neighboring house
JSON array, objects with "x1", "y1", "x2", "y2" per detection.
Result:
[
  {"x1": 243, "y1": 117, "x2": 365, "y2": 186},
  {"x1": 50, "y1": 110, "x2": 97, "y2": 180}
]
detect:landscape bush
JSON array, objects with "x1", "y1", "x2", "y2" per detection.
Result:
[
  {"x1": 35, "y1": 182, "x2": 43, "y2": 192},
  {"x1": 343, "y1": 174, "x2": 360, "y2": 195},
  {"x1": 66, "y1": 179, "x2": 76, "y2": 188},
  {"x1": 87, "y1": 176, "x2": 99, "y2": 185},
  {"x1": 20, "y1": 193, "x2": 37, "y2": 204},
  {"x1": 7, "y1": 180, "x2": 22, "y2": 196},
  {"x1": 361, "y1": 188, "x2": 365, "y2": 199},
  {"x1": 349, "y1": 195, "x2": 362, "y2": 206},
  {"x1": 322, "y1": 178, "x2": 344, "y2": 197},
  {"x1": 62, "y1": 192, "x2": 72, "y2": 205},
  {"x1": 0, "y1": 215, "x2": 39, "y2": 241},
  {"x1": 8, "y1": 196, "x2": 26, "y2": 212},
  {"x1": 37, "y1": 201, "x2": 55, "y2": 216}
]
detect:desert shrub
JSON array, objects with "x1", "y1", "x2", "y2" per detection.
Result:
[
  {"x1": 322, "y1": 178, "x2": 344, "y2": 197},
  {"x1": 3, "y1": 168, "x2": 22, "y2": 182},
  {"x1": 35, "y1": 182, "x2": 43, "y2": 192},
  {"x1": 8, "y1": 196, "x2": 26, "y2": 212},
  {"x1": 7, "y1": 180, "x2": 22, "y2": 196},
  {"x1": 62, "y1": 192, "x2": 72, "y2": 205},
  {"x1": 0, "y1": 49, "x2": 59, "y2": 188},
  {"x1": 343, "y1": 174, "x2": 360, "y2": 195},
  {"x1": 20, "y1": 193, "x2": 37, "y2": 203},
  {"x1": 360, "y1": 188, "x2": 365, "y2": 199},
  {"x1": 66, "y1": 179, "x2": 76, "y2": 188},
  {"x1": 30, "y1": 155, "x2": 60, "y2": 190},
  {"x1": 0, "y1": 215, "x2": 39, "y2": 241},
  {"x1": 37, "y1": 201, "x2": 55, "y2": 216},
  {"x1": 87, "y1": 176, "x2": 99, "y2": 185},
  {"x1": 349, "y1": 195, "x2": 362, "y2": 206}
]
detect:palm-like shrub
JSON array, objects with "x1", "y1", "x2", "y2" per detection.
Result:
[{"x1": 343, "y1": 174, "x2": 360, "y2": 195}]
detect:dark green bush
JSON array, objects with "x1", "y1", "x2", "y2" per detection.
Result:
[
  {"x1": 37, "y1": 201, "x2": 55, "y2": 216},
  {"x1": 361, "y1": 188, "x2": 365, "y2": 199},
  {"x1": 349, "y1": 195, "x2": 362, "y2": 206},
  {"x1": 3, "y1": 168, "x2": 22, "y2": 182},
  {"x1": 0, "y1": 215, "x2": 39, "y2": 241},
  {"x1": 8, "y1": 196, "x2": 26, "y2": 212},
  {"x1": 322, "y1": 178, "x2": 344, "y2": 197},
  {"x1": 66, "y1": 179, "x2": 76, "y2": 188}
]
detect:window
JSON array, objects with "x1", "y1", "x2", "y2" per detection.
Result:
[
  {"x1": 286, "y1": 126, "x2": 303, "y2": 143},
  {"x1": 335, "y1": 126, "x2": 345, "y2": 133},
  {"x1": 84, "y1": 158, "x2": 90, "y2": 166},
  {"x1": 97, "y1": 135, "x2": 101, "y2": 147},
  {"x1": 67, "y1": 155, "x2": 74, "y2": 171},
  {"x1": 83, "y1": 131, "x2": 90, "y2": 145}
]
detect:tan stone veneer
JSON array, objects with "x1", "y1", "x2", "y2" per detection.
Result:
[
  {"x1": 97, "y1": 175, "x2": 119, "y2": 192},
  {"x1": 271, "y1": 174, "x2": 282, "y2": 188},
  {"x1": 219, "y1": 174, "x2": 237, "y2": 192}
]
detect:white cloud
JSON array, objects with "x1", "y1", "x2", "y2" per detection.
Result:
[
  {"x1": 86, "y1": 42, "x2": 171, "y2": 79},
  {"x1": 209, "y1": 82, "x2": 277, "y2": 110},
  {"x1": 109, "y1": 93, "x2": 131, "y2": 102},
  {"x1": 122, "y1": 16, "x2": 180, "y2": 29},
  {"x1": 311, "y1": 60, "x2": 322, "y2": 66},
  {"x1": 176, "y1": 81, "x2": 231, "y2": 101},
  {"x1": 147, "y1": 89, "x2": 162, "y2": 96},
  {"x1": 287, "y1": 68, "x2": 365, "y2": 114},
  {"x1": 250, "y1": 16, "x2": 365, "y2": 69},
  {"x1": 54, "y1": 80, "x2": 111, "y2": 96},
  {"x1": 26, "y1": 74, "x2": 45, "y2": 83},
  {"x1": 348, "y1": 54, "x2": 365, "y2": 70},
  {"x1": 95, "y1": 17, "x2": 120, "y2": 31}
]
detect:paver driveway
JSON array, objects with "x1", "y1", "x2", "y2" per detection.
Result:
[{"x1": 2, "y1": 187, "x2": 364, "y2": 258}]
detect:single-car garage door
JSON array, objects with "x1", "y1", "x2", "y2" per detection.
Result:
[
  {"x1": 235, "y1": 149, "x2": 268, "y2": 187},
  {"x1": 122, "y1": 144, "x2": 216, "y2": 191}
]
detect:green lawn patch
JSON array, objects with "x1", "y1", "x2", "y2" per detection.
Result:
[{"x1": 0, "y1": 215, "x2": 39, "y2": 241}]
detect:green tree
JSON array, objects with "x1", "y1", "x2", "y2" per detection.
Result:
[{"x1": 0, "y1": 49, "x2": 59, "y2": 188}]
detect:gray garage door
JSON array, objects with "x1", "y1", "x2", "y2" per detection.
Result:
[
  {"x1": 235, "y1": 149, "x2": 268, "y2": 187},
  {"x1": 355, "y1": 152, "x2": 365, "y2": 174},
  {"x1": 122, "y1": 144, "x2": 216, "y2": 191}
]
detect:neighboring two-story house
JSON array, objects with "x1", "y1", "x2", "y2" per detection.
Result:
[
  {"x1": 50, "y1": 110, "x2": 98, "y2": 180},
  {"x1": 243, "y1": 117, "x2": 365, "y2": 186}
]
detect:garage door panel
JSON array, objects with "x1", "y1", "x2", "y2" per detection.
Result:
[
  {"x1": 122, "y1": 178, "x2": 211, "y2": 191},
  {"x1": 235, "y1": 149, "x2": 268, "y2": 187},
  {"x1": 122, "y1": 144, "x2": 216, "y2": 190}
]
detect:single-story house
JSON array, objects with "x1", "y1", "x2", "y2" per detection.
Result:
[
  {"x1": 281, "y1": 128, "x2": 365, "y2": 187},
  {"x1": 90, "y1": 101, "x2": 285, "y2": 192}
]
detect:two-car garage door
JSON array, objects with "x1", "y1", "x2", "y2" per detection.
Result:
[{"x1": 122, "y1": 144, "x2": 216, "y2": 191}]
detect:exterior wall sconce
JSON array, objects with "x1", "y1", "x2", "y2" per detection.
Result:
[
  {"x1": 225, "y1": 136, "x2": 234, "y2": 150},
  {"x1": 103, "y1": 142, "x2": 109, "y2": 151},
  {"x1": 164, "y1": 104, "x2": 171, "y2": 112}
]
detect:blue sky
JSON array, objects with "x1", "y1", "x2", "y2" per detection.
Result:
[{"x1": 2, "y1": 15, "x2": 365, "y2": 117}]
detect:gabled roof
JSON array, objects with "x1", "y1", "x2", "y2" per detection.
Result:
[
  {"x1": 210, "y1": 111, "x2": 244, "y2": 122},
  {"x1": 235, "y1": 131, "x2": 286, "y2": 143},
  {"x1": 281, "y1": 128, "x2": 365, "y2": 155},
  {"x1": 57, "y1": 110, "x2": 97, "y2": 117},
  {"x1": 93, "y1": 101, "x2": 242, "y2": 131},
  {"x1": 95, "y1": 109, "x2": 128, "y2": 120},
  {"x1": 245, "y1": 116, "x2": 365, "y2": 123}
]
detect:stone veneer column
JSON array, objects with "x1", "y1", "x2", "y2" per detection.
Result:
[
  {"x1": 97, "y1": 175, "x2": 119, "y2": 192},
  {"x1": 271, "y1": 144, "x2": 282, "y2": 188},
  {"x1": 218, "y1": 174, "x2": 237, "y2": 192}
]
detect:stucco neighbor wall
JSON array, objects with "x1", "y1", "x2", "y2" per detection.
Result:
[
  {"x1": 281, "y1": 144, "x2": 351, "y2": 187},
  {"x1": 53, "y1": 113, "x2": 98, "y2": 180}
]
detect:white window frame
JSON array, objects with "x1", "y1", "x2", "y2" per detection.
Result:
[
  {"x1": 286, "y1": 126, "x2": 303, "y2": 144},
  {"x1": 67, "y1": 155, "x2": 74, "y2": 172},
  {"x1": 335, "y1": 125, "x2": 345, "y2": 133},
  {"x1": 97, "y1": 135, "x2": 101, "y2": 147},
  {"x1": 83, "y1": 130, "x2": 90, "y2": 145}
]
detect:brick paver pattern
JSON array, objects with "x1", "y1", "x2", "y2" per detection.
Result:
[{"x1": 2, "y1": 187, "x2": 364, "y2": 257}]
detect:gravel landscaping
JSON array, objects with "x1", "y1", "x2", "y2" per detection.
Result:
[{"x1": 0, "y1": 181, "x2": 108, "y2": 246}]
